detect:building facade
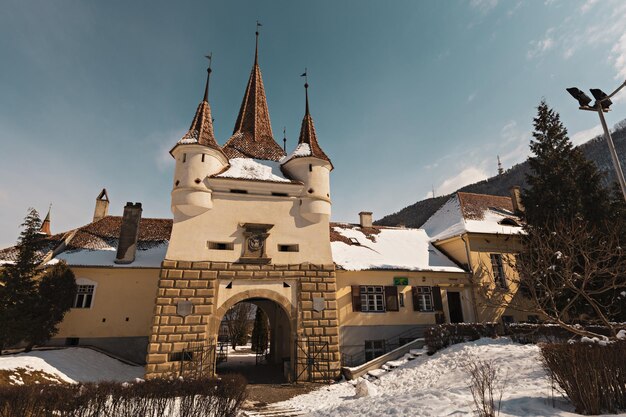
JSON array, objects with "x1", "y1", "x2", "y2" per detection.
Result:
[{"x1": 0, "y1": 35, "x2": 527, "y2": 381}]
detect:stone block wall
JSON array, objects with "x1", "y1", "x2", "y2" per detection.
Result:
[{"x1": 145, "y1": 260, "x2": 341, "y2": 381}]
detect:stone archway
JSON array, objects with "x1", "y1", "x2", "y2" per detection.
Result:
[
  {"x1": 145, "y1": 260, "x2": 342, "y2": 382},
  {"x1": 213, "y1": 292, "x2": 295, "y2": 382}
]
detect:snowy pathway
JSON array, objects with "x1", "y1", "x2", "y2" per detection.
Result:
[{"x1": 276, "y1": 338, "x2": 626, "y2": 417}]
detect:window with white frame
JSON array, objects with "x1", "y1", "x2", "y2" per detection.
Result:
[
  {"x1": 73, "y1": 281, "x2": 96, "y2": 308},
  {"x1": 490, "y1": 254, "x2": 507, "y2": 289},
  {"x1": 360, "y1": 286, "x2": 385, "y2": 312},
  {"x1": 414, "y1": 286, "x2": 433, "y2": 311}
]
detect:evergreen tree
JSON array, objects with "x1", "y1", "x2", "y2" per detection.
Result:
[
  {"x1": 0, "y1": 209, "x2": 78, "y2": 353},
  {"x1": 25, "y1": 262, "x2": 77, "y2": 351},
  {"x1": 522, "y1": 101, "x2": 610, "y2": 227},
  {"x1": 518, "y1": 101, "x2": 625, "y2": 324},
  {"x1": 0, "y1": 208, "x2": 42, "y2": 352},
  {"x1": 251, "y1": 308, "x2": 269, "y2": 354}
]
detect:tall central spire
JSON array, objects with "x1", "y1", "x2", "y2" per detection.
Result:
[{"x1": 223, "y1": 25, "x2": 285, "y2": 161}]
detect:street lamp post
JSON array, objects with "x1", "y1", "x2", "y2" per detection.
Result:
[{"x1": 567, "y1": 81, "x2": 626, "y2": 202}]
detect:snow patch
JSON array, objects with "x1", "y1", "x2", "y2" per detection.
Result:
[
  {"x1": 278, "y1": 338, "x2": 605, "y2": 417},
  {"x1": 0, "y1": 348, "x2": 144, "y2": 383},
  {"x1": 216, "y1": 158, "x2": 291, "y2": 182}
]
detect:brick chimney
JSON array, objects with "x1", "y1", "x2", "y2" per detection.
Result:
[
  {"x1": 509, "y1": 186, "x2": 524, "y2": 214},
  {"x1": 359, "y1": 211, "x2": 373, "y2": 228},
  {"x1": 115, "y1": 202, "x2": 142, "y2": 264},
  {"x1": 93, "y1": 189, "x2": 110, "y2": 222}
]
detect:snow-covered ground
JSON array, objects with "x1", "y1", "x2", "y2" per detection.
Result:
[
  {"x1": 279, "y1": 338, "x2": 626, "y2": 417},
  {"x1": 0, "y1": 347, "x2": 144, "y2": 384}
]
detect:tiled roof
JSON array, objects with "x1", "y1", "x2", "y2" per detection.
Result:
[
  {"x1": 222, "y1": 50, "x2": 285, "y2": 161},
  {"x1": 329, "y1": 222, "x2": 465, "y2": 272},
  {"x1": 282, "y1": 86, "x2": 332, "y2": 166},
  {"x1": 175, "y1": 67, "x2": 221, "y2": 151},
  {"x1": 422, "y1": 192, "x2": 523, "y2": 242},
  {"x1": 457, "y1": 192, "x2": 515, "y2": 220},
  {"x1": 0, "y1": 217, "x2": 172, "y2": 265}
]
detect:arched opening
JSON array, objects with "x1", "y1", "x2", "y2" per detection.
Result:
[{"x1": 215, "y1": 297, "x2": 293, "y2": 384}]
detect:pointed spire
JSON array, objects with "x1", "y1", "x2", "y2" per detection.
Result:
[
  {"x1": 223, "y1": 24, "x2": 285, "y2": 161},
  {"x1": 40, "y1": 204, "x2": 51, "y2": 236},
  {"x1": 287, "y1": 75, "x2": 332, "y2": 167},
  {"x1": 176, "y1": 54, "x2": 220, "y2": 150}
]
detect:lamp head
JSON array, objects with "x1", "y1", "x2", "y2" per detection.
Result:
[
  {"x1": 590, "y1": 88, "x2": 612, "y2": 109},
  {"x1": 566, "y1": 87, "x2": 592, "y2": 107}
]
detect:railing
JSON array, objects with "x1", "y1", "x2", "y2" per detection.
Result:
[{"x1": 340, "y1": 326, "x2": 425, "y2": 367}]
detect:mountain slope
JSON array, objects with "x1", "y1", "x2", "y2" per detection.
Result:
[{"x1": 376, "y1": 121, "x2": 626, "y2": 228}]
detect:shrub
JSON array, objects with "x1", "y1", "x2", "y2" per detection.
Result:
[
  {"x1": 507, "y1": 323, "x2": 626, "y2": 344},
  {"x1": 0, "y1": 375, "x2": 247, "y2": 417},
  {"x1": 541, "y1": 340, "x2": 626, "y2": 415},
  {"x1": 464, "y1": 356, "x2": 507, "y2": 417},
  {"x1": 425, "y1": 323, "x2": 498, "y2": 353}
]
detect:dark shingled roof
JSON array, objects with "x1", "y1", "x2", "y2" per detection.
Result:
[
  {"x1": 0, "y1": 217, "x2": 172, "y2": 264},
  {"x1": 222, "y1": 44, "x2": 285, "y2": 161},
  {"x1": 457, "y1": 192, "x2": 516, "y2": 220}
]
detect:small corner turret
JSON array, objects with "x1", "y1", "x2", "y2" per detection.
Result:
[
  {"x1": 282, "y1": 74, "x2": 333, "y2": 221},
  {"x1": 171, "y1": 55, "x2": 228, "y2": 217}
]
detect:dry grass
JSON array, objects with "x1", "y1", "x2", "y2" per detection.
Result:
[{"x1": 0, "y1": 368, "x2": 65, "y2": 387}]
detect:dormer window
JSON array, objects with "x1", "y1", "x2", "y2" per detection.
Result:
[
  {"x1": 349, "y1": 237, "x2": 360, "y2": 245},
  {"x1": 499, "y1": 218, "x2": 520, "y2": 227}
]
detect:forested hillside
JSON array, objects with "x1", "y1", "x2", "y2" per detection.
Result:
[{"x1": 376, "y1": 120, "x2": 626, "y2": 228}]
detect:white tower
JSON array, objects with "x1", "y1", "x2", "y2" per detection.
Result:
[
  {"x1": 170, "y1": 60, "x2": 228, "y2": 217},
  {"x1": 281, "y1": 79, "x2": 333, "y2": 222}
]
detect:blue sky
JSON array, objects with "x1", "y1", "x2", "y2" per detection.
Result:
[{"x1": 1, "y1": 0, "x2": 625, "y2": 246}]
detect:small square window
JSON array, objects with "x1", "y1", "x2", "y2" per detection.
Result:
[
  {"x1": 278, "y1": 244, "x2": 299, "y2": 252},
  {"x1": 209, "y1": 242, "x2": 234, "y2": 250}
]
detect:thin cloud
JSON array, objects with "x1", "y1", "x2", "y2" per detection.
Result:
[
  {"x1": 571, "y1": 124, "x2": 603, "y2": 146},
  {"x1": 430, "y1": 165, "x2": 489, "y2": 198},
  {"x1": 469, "y1": 0, "x2": 499, "y2": 13},
  {"x1": 580, "y1": 0, "x2": 600, "y2": 14},
  {"x1": 527, "y1": 28, "x2": 555, "y2": 59}
]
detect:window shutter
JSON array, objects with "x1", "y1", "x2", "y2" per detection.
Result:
[
  {"x1": 432, "y1": 286, "x2": 443, "y2": 311},
  {"x1": 384, "y1": 286, "x2": 399, "y2": 311},
  {"x1": 351, "y1": 286, "x2": 362, "y2": 312},
  {"x1": 411, "y1": 287, "x2": 419, "y2": 311}
]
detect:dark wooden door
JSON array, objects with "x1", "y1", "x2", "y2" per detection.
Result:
[{"x1": 447, "y1": 291, "x2": 464, "y2": 323}]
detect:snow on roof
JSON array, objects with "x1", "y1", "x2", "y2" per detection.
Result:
[
  {"x1": 215, "y1": 158, "x2": 292, "y2": 183},
  {"x1": 54, "y1": 242, "x2": 168, "y2": 268},
  {"x1": 281, "y1": 143, "x2": 311, "y2": 164},
  {"x1": 422, "y1": 193, "x2": 523, "y2": 242},
  {"x1": 330, "y1": 224, "x2": 464, "y2": 272}
]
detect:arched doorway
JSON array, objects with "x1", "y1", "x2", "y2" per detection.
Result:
[{"x1": 212, "y1": 294, "x2": 294, "y2": 383}]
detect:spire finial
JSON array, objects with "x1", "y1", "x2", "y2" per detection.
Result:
[
  {"x1": 301, "y1": 68, "x2": 309, "y2": 115},
  {"x1": 283, "y1": 127, "x2": 287, "y2": 152},
  {"x1": 497, "y1": 155, "x2": 504, "y2": 175},
  {"x1": 203, "y1": 52, "x2": 213, "y2": 102},
  {"x1": 255, "y1": 21, "x2": 262, "y2": 65}
]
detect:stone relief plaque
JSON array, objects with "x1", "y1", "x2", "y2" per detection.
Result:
[
  {"x1": 177, "y1": 300, "x2": 193, "y2": 317},
  {"x1": 313, "y1": 297, "x2": 325, "y2": 312},
  {"x1": 239, "y1": 223, "x2": 273, "y2": 264}
]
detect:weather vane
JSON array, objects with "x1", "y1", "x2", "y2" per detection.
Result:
[
  {"x1": 300, "y1": 68, "x2": 308, "y2": 85},
  {"x1": 204, "y1": 52, "x2": 212, "y2": 70},
  {"x1": 256, "y1": 20, "x2": 262, "y2": 34}
]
